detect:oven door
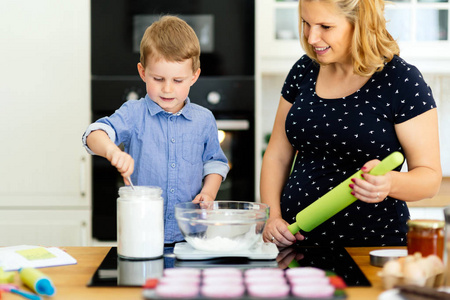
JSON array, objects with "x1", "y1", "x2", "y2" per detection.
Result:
[{"x1": 215, "y1": 115, "x2": 254, "y2": 201}]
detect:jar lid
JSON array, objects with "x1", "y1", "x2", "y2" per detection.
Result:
[
  {"x1": 118, "y1": 186, "x2": 162, "y2": 198},
  {"x1": 407, "y1": 219, "x2": 445, "y2": 229}
]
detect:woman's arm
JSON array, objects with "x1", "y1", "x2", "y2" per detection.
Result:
[
  {"x1": 391, "y1": 108, "x2": 442, "y2": 200},
  {"x1": 351, "y1": 109, "x2": 442, "y2": 203},
  {"x1": 260, "y1": 96, "x2": 303, "y2": 247}
]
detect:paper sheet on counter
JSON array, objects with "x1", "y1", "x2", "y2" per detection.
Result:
[{"x1": 0, "y1": 245, "x2": 77, "y2": 271}]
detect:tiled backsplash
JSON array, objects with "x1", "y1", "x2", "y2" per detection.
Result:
[{"x1": 260, "y1": 73, "x2": 450, "y2": 175}]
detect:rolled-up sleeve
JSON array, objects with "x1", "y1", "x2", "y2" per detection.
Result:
[
  {"x1": 81, "y1": 123, "x2": 116, "y2": 155},
  {"x1": 203, "y1": 160, "x2": 230, "y2": 181},
  {"x1": 202, "y1": 113, "x2": 230, "y2": 181}
]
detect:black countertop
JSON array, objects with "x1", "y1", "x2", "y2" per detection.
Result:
[{"x1": 88, "y1": 244, "x2": 371, "y2": 288}]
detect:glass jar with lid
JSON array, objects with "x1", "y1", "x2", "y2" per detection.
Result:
[
  {"x1": 117, "y1": 186, "x2": 164, "y2": 259},
  {"x1": 407, "y1": 219, "x2": 445, "y2": 260}
]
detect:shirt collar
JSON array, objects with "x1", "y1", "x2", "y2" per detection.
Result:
[{"x1": 145, "y1": 95, "x2": 194, "y2": 120}]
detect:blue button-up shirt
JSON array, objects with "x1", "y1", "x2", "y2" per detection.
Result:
[{"x1": 82, "y1": 96, "x2": 229, "y2": 242}]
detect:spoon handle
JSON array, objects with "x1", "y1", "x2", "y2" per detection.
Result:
[{"x1": 127, "y1": 177, "x2": 135, "y2": 190}]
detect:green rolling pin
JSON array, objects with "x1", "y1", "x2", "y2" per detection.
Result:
[{"x1": 287, "y1": 151, "x2": 404, "y2": 234}]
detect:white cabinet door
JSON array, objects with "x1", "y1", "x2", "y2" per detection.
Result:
[
  {"x1": 408, "y1": 207, "x2": 445, "y2": 221},
  {"x1": 0, "y1": 209, "x2": 91, "y2": 246},
  {"x1": 0, "y1": 0, "x2": 91, "y2": 207},
  {"x1": 256, "y1": 0, "x2": 304, "y2": 73}
]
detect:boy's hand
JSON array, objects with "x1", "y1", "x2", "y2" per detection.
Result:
[
  {"x1": 192, "y1": 193, "x2": 214, "y2": 203},
  {"x1": 192, "y1": 174, "x2": 222, "y2": 203},
  {"x1": 105, "y1": 147, "x2": 134, "y2": 181}
]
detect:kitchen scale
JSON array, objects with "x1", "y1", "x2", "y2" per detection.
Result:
[{"x1": 173, "y1": 241, "x2": 279, "y2": 260}]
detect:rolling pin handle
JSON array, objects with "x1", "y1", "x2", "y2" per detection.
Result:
[{"x1": 288, "y1": 223, "x2": 300, "y2": 235}]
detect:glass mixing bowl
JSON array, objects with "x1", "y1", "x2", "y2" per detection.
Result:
[{"x1": 175, "y1": 201, "x2": 269, "y2": 252}]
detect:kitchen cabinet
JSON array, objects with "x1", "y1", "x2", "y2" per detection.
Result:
[
  {"x1": 0, "y1": 0, "x2": 91, "y2": 246},
  {"x1": 0, "y1": 210, "x2": 91, "y2": 246},
  {"x1": 385, "y1": 0, "x2": 450, "y2": 74},
  {"x1": 256, "y1": 0, "x2": 450, "y2": 73},
  {"x1": 255, "y1": 0, "x2": 302, "y2": 200},
  {"x1": 408, "y1": 206, "x2": 446, "y2": 220},
  {"x1": 256, "y1": 0, "x2": 303, "y2": 74}
]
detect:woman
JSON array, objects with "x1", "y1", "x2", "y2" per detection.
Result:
[{"x1": 261, "y1": 0, "x2": 441, "y2": 247}]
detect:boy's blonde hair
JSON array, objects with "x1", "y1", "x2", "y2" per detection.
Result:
[
  {"x1": 140, "y1": 15, "x2": 201, "y2": 72},
  {"x1": 299, "y1": 0, "x2": 399, "y2": 76}
]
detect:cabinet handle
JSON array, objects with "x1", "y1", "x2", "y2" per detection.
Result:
[
  {"x1": 80, "y1": 221, "x2": 88, "y2": 246},
  {"x1": 80, "y1": 156, "x2": 86, "y2": 197}
]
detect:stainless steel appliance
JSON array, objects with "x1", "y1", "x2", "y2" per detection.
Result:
[{"x1": 90, "y1": 0, "x2": 255, "y2": 241}]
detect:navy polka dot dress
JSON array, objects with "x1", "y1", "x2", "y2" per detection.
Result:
[{"x1": 281, "y1": 55, "x2": 436, "y2": 246}]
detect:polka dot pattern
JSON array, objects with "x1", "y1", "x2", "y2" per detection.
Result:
[{"x1": 280, "y1": 55, "x2": 436, "y2": 247}]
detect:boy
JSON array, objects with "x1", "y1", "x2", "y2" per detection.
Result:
[{"x1": 82, "y1": 16, "x2": 229, "y2": 243}]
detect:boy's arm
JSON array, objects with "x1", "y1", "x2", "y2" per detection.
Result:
[
  {"x1": 86, "y1": 130, "x2": 119, "y2": 158},
  {"x1": 192, "y1": 173, "x2": 223, "y2": 203},
  {"x1": 86, "y1": 130, "x2": 134, "y2": 181}
]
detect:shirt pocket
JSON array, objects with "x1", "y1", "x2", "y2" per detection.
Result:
[{"x1": 182, "y1": 134, "x2": 204, "y2": 165}]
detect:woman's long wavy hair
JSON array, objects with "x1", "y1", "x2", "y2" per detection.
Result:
[{"x1": 299, "y1": 0, "x2": 400, "y2": 77}]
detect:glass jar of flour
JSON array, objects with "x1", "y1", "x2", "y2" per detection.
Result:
[{"x1": 117, "y1": 186, "x2": 164, "y2": 259}]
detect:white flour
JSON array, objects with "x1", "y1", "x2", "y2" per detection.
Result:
[
  {"x1": 117, "y1": 186, "x2": 164, "y2": 259},
  {"x1": 186, "y1": 224, "x2": 260, "y2": 252}
]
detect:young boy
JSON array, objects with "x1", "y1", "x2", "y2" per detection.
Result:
[{"x1": 82, "y1": 16, "x2": 229, "y2": 243}]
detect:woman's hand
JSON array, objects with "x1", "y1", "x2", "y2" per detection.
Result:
[
  {"x1": 263, "y1": 217, "x2": 305, "y2": 248},
  {"x1": 349, "y1": 159, "x2": 392, "y2": 203}
]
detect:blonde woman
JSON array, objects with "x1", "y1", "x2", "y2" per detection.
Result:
[{"x1": 261, "y1": 0, "x2": 441, "y2": 247}]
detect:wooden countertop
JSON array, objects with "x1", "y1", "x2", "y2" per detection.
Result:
[
  {"x1": 407, "y1": 177, "x2": 450, "y2": 207},
  {"x1": 2, "y1": 246, "x2": 394, "y2": 300}
]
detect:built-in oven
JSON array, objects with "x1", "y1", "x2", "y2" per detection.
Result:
[{"x1": 91, "y1": 0, "x2": 255, "y2": 241}]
